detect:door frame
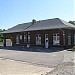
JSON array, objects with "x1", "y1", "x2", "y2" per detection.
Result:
[{"x1": 45, "y1": 34, "x2": 49, "y2": 48}]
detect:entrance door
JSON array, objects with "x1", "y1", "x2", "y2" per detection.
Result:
[{"x1": 45, "y1": 34, "x2": 48, "y2": 48}]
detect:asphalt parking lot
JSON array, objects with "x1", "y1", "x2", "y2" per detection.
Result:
[
  {"x1": 0, "y1": 49, "x2": 64, "y2": 68},
  {"x1": 0, "y1": 49, "x2": 75, "y2": 75}
]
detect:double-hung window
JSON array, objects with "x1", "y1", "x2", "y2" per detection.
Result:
[
  {"x1": 24, "y1": 34, "x2": 27, "y2": 43},
  {"x1": 16, "y1": 35, "x2": 19, "y2": 44},
  {"x1": 68, "y1": 33, "x2": 71, "y2": 45},
  {"x1": 36, "y1": 34, "x2": 41, "y2": 45},
  {"x1": 53, "y1": 33, "x2": 60, "y2": 45},
  {"x1": 74, "y1": 34, "x2": 75, "y2": 44},
  {"x1": 28, "y1": 32, "x2": 30, "y2": 43}
]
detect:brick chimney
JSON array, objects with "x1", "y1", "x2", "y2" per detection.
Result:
[{"x1": 32, "y1": 19, "x2": 36, "y2": 25}]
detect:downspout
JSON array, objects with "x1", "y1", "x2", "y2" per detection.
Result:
[{"x1": 59, "y1": 28, "x2": 65, "y2": 45}]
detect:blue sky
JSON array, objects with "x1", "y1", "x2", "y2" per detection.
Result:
[{"x1": 0, "y1": 0, "x2": 74, "y2": 29}]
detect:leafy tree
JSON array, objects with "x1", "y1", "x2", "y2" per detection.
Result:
[
  {"x1": 3, "y1": 29, "x2": 6, "y2": 31},
  {"x1": 69, "y1": 21, "x2": 75, "y2": 25},
  {"x1": 0, "y1": 29, "x2": 6, "y2": 42},
  {"x1": 0, "y1": 29, "x2": 3, "y2": 32}
]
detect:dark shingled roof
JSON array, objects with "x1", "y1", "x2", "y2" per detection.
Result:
[
  {"x1": 23, "y1": 18, "x2": 75, "y2": 31},
  {"x1": 2, "y1": 22, "x2": 32, "y2": 33},
  {"x1": 2, "y1": 18, "x2": 75, "y2": 33}
]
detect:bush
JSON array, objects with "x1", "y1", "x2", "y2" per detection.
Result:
[
  {"x1": 71, "y1": 46, "x2": 75, "y2": 51},
  {"x1": 72, "y1": 46, "x2": 75, "y2": 49},
  {"x1": 0, "y1": 38, "x2": 3, "y2": 42},
  {"x1": 67, "y1": 46, "x2": 75, "y2": 51}
]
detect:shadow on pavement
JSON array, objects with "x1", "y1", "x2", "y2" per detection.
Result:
[{"x1": 0, "y1": 46, "x2": 64, "y2": 53}]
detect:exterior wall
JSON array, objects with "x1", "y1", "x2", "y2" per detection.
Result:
[
  {"x1": 30, "y1": 29, "x2": 64, "y2": 47},
  {"x1": 3, "y1": 29, "x2": 75, "y2": 48},
  {"x1": 14, "y1": 32, "x2": 24, "y2": 46},
  {"x1": 9, "y1": 29, "x2": 64, "y2": 47},
  {"x1": 3, "y1": 32, "x2": 25, "y2": 46},
  {"x1": 64, "y1": 29, "x2": 75, "y2": 46}
]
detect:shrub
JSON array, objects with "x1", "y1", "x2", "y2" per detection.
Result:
[
  {"x1": 72, "y1": 46, "x2": 75, "y2": 49},
  {"x1": 0, "y1": 38, "x2": 3, "y2": 42},
  {"x1": 67, "y1": 46, "x2": 75, "y2": 51}
]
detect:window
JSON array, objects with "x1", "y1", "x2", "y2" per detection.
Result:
[
  {"x1": 45, "y1": 34, "x2": 49, "y2": 48},
  {"x1": 24, "y1": 34, "x2": 27, "y2": 43},
  {"x1": 20, "y1": 35, "x2": 22, "y2": 40},
  {"x1": 46, "y1": 34, "x2": 48, "y2": 38},
  {"x1": 28, "y1": 32, "x2": 30, "y2": 34},
  {"x1": 68, "y1": 33, "x2": 71, "y2": 45},
  {"x1": 53, "y1": 33, "x2": 60, "y2": 45},
  {"x1": 74, "y1": 34, "x2": 75, "y2": 44},
  {"x1": 16, "y1": 35, "x2": 19, "y2": 44},
  {"x1": 36, "y1": 34, "x2": 41, "y2": 45},
  {"x1": 28, "y1": 34, "x2": 30, "y2": 43}
]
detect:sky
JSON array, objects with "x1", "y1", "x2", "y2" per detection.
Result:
[{"x1": 0, "y1": 0, "x2": 74, "y2": 29}]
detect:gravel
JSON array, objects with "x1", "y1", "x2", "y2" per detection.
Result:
[{"x1": 45, "y1": 51, "x2": 75, "y2": 75}]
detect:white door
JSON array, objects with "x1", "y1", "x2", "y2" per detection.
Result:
[{"x1": 45, "y1": 34, "x2": 48, "y2": 48}]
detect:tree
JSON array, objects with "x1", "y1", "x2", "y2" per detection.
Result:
[
  {"x1": 3, "y1": 29, "x2": 6, "y2": 31},
  {"x1": 0, "y1": 29, "x2": 3, "y2": 32},
  {"x1": 0, "y1": 29, "x2": 6, "y2": 42},
  {"x1": 69, "y1": 21, "x2": 75, "y2": 25}
]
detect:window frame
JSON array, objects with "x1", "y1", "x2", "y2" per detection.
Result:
[
  {"x1": 53, "y1": 33, "x2": 60, "y2": 45},
  {"x1": 68, "y1": 33, "x2": 71, "y2": 45},
  {"x1": 36, "y1": 34, "x2": 41, "y2": 45},
  {"x1": 16, "y1": 35, "x2": 19, "y2": 44},
  {"x1": 20, "y1": 35, "x2": 22, "y2": 40},
  {"x1": 24, "y1": 34, "x2": 27, "y2": 43},
  {"x1": 74, "y1": 34, "x2": 75, "y2": 44}
]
